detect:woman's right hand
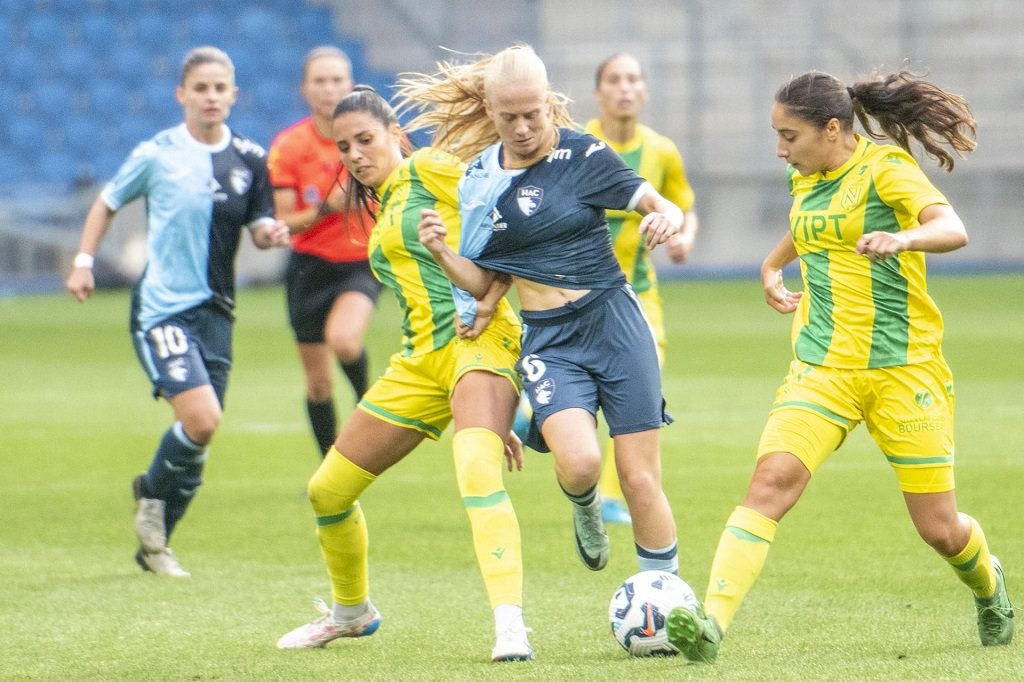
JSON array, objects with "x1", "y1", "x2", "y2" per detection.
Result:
[
  {"x1": 762, "y1": 266, "x2": 802, "y2": 314},
  {"x1": 417, "y1": 208, "x2": 449, "y2": 258},
  {"x1": 66, "y1": 267, "x2": 95, "y2": 302}
]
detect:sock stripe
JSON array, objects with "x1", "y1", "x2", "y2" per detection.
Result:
[
  {"x1": 560, "y1": 484, "x2": 597, "y2": 507},
  {"x1": 952, "y1": 548, "x2": 981, "y2": 573},
  {"x1": 727, "y1": 526, "x2": 771, "y2": 544},
  {"x1": 635, "y1": 541, "x2": 678, "y2": 560},
  {"x1": 171, "y1": 421, "x2": 205, "y2": 451},
  {"x1": 316, "y1": 503, "x2": 360, "y2": 527},
  {"x1": 463, "y1": 491, "x2": 510, "y2": 508}
]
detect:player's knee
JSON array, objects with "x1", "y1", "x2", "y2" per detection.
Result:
[
  {"x1": 554, "y1": 451, "x2": 602, "y2": 491},
  {"x1": 181, "y1": 412, "x2": 219, "y2": 446},
  {"x1": 307, "y1": 464, "x2": 361, "y2": 516},
  {"x1": 326, "y1": 328, "x2": 363, "y2": 363},
  {"x1": 453, "y1": 428, "x2": 504, "y2": 497},
  {"x1": 917, "y1": 520, "x2": 964, "y2": 556},
  {"x1": 616, "y1": 466, "x2": 659, "y2": 499},
  {"x1": 744, "y1": 455, "x2": 808, "y2": 518}
]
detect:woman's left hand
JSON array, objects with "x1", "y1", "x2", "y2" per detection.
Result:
[
  {"x1": 638, "y1": 212, "x2": 681, "y2": 250},
  {"x1": 856, "y1": 231, "x2": 908, "y2": 263},
  {"x1": 504, "y1": 431, "x2": 524, "y2": 471},
  {"x1": 253, "y1": 219, "x2": 292, "y2": 249}
]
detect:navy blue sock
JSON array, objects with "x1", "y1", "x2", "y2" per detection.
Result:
[
  {"x1": 164, "y1": 450, "x2": 207, "y2": 540},
  {"x1": 143, "y1": 422, "x2": 207, "y2": 541}
]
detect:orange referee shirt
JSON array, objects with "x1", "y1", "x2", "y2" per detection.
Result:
[{"x1": 267, "y1": 117, "x2": 373, "y2": 262}]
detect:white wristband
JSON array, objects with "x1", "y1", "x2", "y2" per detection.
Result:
[{"x1": 73, "y1": 252, "x2": 95, "y2": 269}]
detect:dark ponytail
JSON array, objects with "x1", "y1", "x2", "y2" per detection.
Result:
[{"x1": 776, "y1": 68, "x2": 976, "y2": 171}]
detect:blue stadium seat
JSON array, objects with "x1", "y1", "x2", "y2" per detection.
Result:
[
  {"x1": 25, "y1": 12, "x2": 65, "y2": 46},
  {"x1": 118, "y1": 117, "x2": 165, "y2": 150},
  {"x1": 0, "y1": 16, "x2": 12, "y2": 51},
  {"x1": 237, "y1": 8, "x2": 286, "y2": 42},
  {"x1": 134, "y1": 12, "x2": 175, "y2": 52},
  {"x1": 0, "y1": 151, "x2": 29, "y2": 186},
  {"x1": 80, "y1": 13, "x2": 123, "y2": 47},
  {"x1": 36, "y1": 150, "x2": 82, "y2": 186},
  {"x1": 7, "y1": 117, "x2": 50, "y2": 155},
  {"x1": 56, "y1": 44, "x2": 96, "y2": 82},
  {"x1": 63, "y1": 116, "x2": 109, "y2": 156},
  {"x1": 186, "y1": 10, "x2": 227, "y2": 47},
  {"x1": 31, "y1": 81, "x2": 69, "y2": 122},
  {"x1": 1, "y1": 0, "x2": 34, "y2": 16},
  {"x1": 109, "y1": 45, "x2": 153, "y2": 88},
  {"x1": 224, "y1": 43, "x2": 274, "y2": 85},
  {"x1": 296, "y1": 9, "x2": 336, "y2": 44},
  {"x1": 141, "y1": 78, "x2": 179, "y2": 120},
  {"x1": 92, "y1": 147, "x2": 129, "y2": 181},
  {"x1": 86, "y1": 78, "x2": 131, "y2": 122},
  {"x1": 6, "y1": 45, "x2": 47, "y2": 88},
  {"x1": 249, "y1": 76, "x2": 292, "y2": 115}
]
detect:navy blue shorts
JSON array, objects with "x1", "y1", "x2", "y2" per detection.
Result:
[
  {"x1": 286, "y1": 251, "x2": 382, "y2": 343},
  {"x1": 517, "y1": 285, "x2": 672, "y2": 452},
  {"x1": 132, "y1": 302, "x2": 233, "y2": 406}
]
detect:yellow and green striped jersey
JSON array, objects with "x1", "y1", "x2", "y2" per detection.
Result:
[
  {"x1": 787, "y1": 135, "x2": 949, "y2": 369},
  {"x1": 584, "y1": 120, "x2": 695, "y2": 294},
  {"x1": 371, "y1": 147, "x2": 517, "y2": 357}
]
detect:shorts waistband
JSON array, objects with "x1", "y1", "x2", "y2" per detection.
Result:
[{"x1": 519, "y1": 286, "x2": 623, "y2": 327}]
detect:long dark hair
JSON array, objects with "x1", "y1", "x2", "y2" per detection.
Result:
[
  {"x1": 332, "y1": 85, "x2": 409, "y2": 220},
  {"x1": 775, "y1": 68, "x2": 976, "y2": 171}
]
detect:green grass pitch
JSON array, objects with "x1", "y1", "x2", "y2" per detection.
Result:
[{"x1": 1, "y1": 274, "x2": 1021, "y2": 681}]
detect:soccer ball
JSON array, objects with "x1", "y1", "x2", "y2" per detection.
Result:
[{"x1": 609, "y1": 570, "x2": 699, "y2": 656}]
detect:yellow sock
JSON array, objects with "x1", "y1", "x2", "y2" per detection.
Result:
[
  {"x1": 307, "y1": 447, "x2": 377, "y2": 606},
  {"x1": 453, "y1": 428, "x2": 523, "y2": 608},
  {"x1": 945, "y1": 513, "x2": 997, "y2": 598},
  {"x1": 704, "y1": 506, "x2": 778, "y2": 632},
  {"x1": 598, "y1": 436, "x2": 624, "y2": 501}
]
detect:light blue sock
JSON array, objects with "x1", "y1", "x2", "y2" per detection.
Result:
[{"x1": 636, "y1": 540, "x2": 678, "y2": 574}]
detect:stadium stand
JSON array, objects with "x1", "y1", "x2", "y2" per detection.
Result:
[
  {"x1": 1, "y1": 1, "x2": 390, "y2": 190},
  {"x1": 0, "y1": 0, "x2": 393, "y2": 292}
]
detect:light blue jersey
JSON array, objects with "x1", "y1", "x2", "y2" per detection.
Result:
[{"x1": 102, "y1": 123, "x2": 275, "y2": 332}]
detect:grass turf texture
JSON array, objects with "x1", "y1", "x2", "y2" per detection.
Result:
[{"x1": 1, "y1": 275, "x2": 1021, "y2": 681}]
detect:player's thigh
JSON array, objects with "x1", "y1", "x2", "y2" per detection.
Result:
[
  {"x1": 450, "y1": 319, "x2": 521, "y2": 433},
  {"x1": 865, "y1": 358, "x2": 955, "y2": 494},
  {"x1": 358, "y1": 350, "x2": 453, "y2": 441},
  {"x1": 757, "y1": 361, "x2": 859, "y2": 475},
  {"x1": 134, "y1": 307, "x2": 227, "y2": 404},
  {"x1": 335, "y1": 406, "x2": 425, "y2": 475}
]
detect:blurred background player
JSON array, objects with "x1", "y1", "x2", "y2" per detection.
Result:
[
  {"x1": 277, "y1": 87, "x2": 532, "y2": 662},
  {"x1": 585, "y1": 53, "x2": 700, "y2": 524},
  {"x1": 268, "y1": 46, "x2": 382, "y2": 459},
  {"x1": 667, "y1": 68, "x2": 1015, "y2": 663},
  {"x1": 65, "y1": 46, "x2": 290, "y2": 577}
]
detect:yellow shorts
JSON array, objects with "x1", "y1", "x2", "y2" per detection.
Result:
[
  {"x1": 358, "y1": 316, "x2": 521, "y2": 440},
  {"x1": 636, "y1": 287, "x2": 666, "y2": 366},
  {"x1": 757, "y1": 355, "x2": 956, "y2": 493}
]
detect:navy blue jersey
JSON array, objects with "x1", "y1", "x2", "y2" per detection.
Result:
[
  {"x1": 102, "y1": 123, "x2": 275, "y2": 331},
  {"x1": 458, "y1": 128, "x2": 647, "y2": 290}
]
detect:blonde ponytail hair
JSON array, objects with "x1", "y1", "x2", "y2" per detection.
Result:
[{"x1": 395, "y1": 44, "x2": 574, "y2": 161}]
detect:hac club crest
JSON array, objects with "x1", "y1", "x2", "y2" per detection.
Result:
[
  {"x1": 517, "y1": 186, "x2": 543, "y2": 217},
  {"x1": 230, "y1": 167, "x2": 253, "y2": 195},
  {"x1": 533, "y1": 378, "x2": 555, "y2": 405}
]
